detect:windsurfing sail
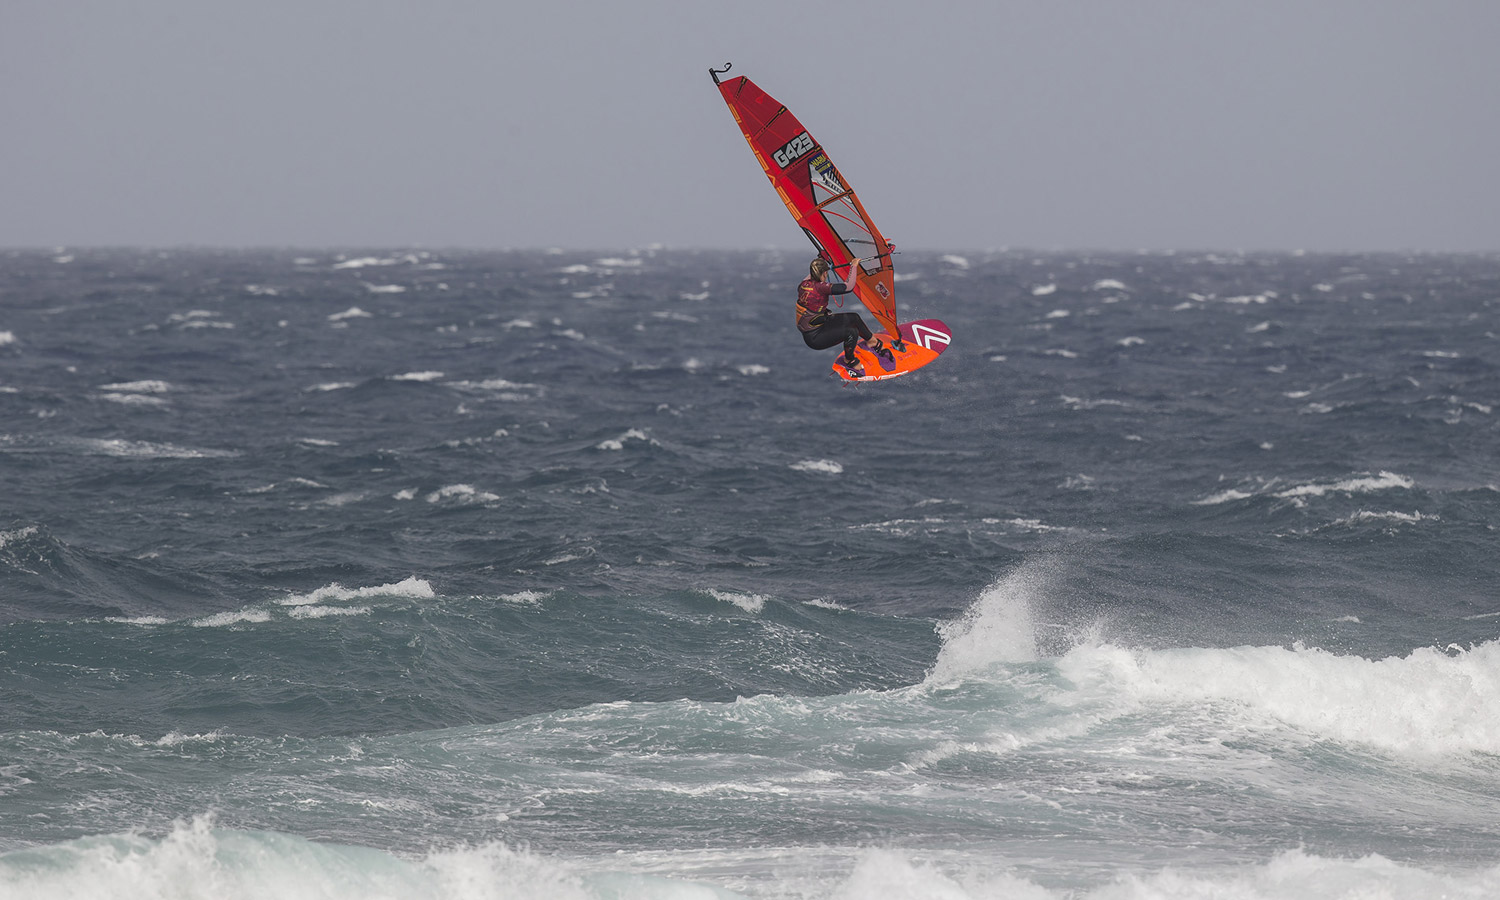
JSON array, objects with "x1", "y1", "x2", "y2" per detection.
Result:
[{"x1": 710, "y1": 63, "x2": 899, "y2": 339}]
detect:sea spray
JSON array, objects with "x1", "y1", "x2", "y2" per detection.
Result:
[{"x1": 926, "y1": 565, "x2": 1044, "y2": 684}]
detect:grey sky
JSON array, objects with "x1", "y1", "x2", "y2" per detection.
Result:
[{"x1": 4, "y1": 0, "x2": 1497, "y2": 252}]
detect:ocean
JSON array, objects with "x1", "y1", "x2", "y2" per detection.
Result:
[{"x1": 1, "y1": 247, "x2": 1498, "y2": 899}]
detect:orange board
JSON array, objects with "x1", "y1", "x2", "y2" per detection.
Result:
[{"x1": 832, "y1": 319, "x2": 953, "y2": 382}]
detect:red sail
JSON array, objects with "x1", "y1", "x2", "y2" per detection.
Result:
[{"x1": 713, "y1": 69, "x2": 899, "y2": 339}]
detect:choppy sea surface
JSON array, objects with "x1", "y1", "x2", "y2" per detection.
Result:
[{"x1": 2, "y1": 247, "x2": 1499, "y2": 899}]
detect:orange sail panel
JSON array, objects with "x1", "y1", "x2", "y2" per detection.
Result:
[{"x1": 712, "y1": 69, "x2": 899, "y2": 339}]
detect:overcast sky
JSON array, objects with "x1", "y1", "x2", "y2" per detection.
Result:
[{"x1": 3, "y1": 0, "x2": 1498, "y2": 252}]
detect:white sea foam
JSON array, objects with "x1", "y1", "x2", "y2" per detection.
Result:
[
  {"x1": 1044, "y1": 309, "x2": 1070, "y2": 319},
  {"x1": 391, "y1": 371, "x2": 444, "y2": 382},
  {"x1": 327, "y1": 307, "x2": 372, "y2": 321},
  {"x1": 0, "y1": 331, "x2": 17, "y2": 346},
  {"x1": 1117, "y1": 336, "x2": 1145, "y2": 347},
  {"x1": 363, "y1": 283, "x2": 407, "y2": 294},
  {"x1": 940, "y1": 254, "x2": 970, "y2": 269},
  {"x1": 288, "y1": 604, "x2": 371, "y2": 619},
  {"x1": 105, "y1": 615, "x2": 171, "y2": 626},
  {"x1": 927, "y1": 565, "x2": 1043, "y2": 683},
  {"x1": 708, "y1": 589, "x2": 767, "y2": 614},
  {"x1": 332, "y1": 256, "x2": 397, "y2": 269},
  {"x1": 98, "y1": 392, "x2": 171, "y2": 408},
  {"x1": 1060, "y1": 395, "x2": 1127, "y2": 410},
  {"x1": 1061, "y1": 638, "x2": 1500, "y2": 756},
  {"x1": 836, "y1": 847, "x2": 1500, "y2": 900},
  {"x1": 1092, "y1": 278, "x2": 1129, "y2": 291},
  {"x1": 790, "y1": 458, "x2": 842, "y2": 474},
  {"x1": 3, "y1": 814, "x2": 1500, "y2": 900},
  {"x1": 1331, "y1": 510, "x2": 1438, "y2": 527},
  {"x1": 1192, "y1": 488, "x2": 1255, "y2": 506},
  {"x1": 736, "y1": 364, "x2": 770, "y2": 376},
  {"x1": 1032, "y1": 283, "x2": 1057, "y2": 296},
  {"x1": 804, "y1": 598, "x2": 850, "y2": 611},
  {"x1": 596, "y1": 429, "x2": 653, "y2": 451},
  {"x1": 1275, "y1": 470, "x2": 1413, "y2": 499},
  {"x1": 278, "y1": 576, "x2": 435, "y2": 607},
  {"x1": 0, "y1": 525, "x2": 40, "y2": 548},
  {"x1": 425, "y1": 484, "x2": 499, "y2": 504},
  {"x1": 99, "y1": 380, "x2": 172, "y2": 393},
  {"x1": 75, "y1": 439, "x2": 236, "y2": 459},
  {"x1": 498, "y1": 590, "x2": 548, "y2": 606},
  {"x1": 190, "y1": 609, "x2": 272, "y2": 628}
]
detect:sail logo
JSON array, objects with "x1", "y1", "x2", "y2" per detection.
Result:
[
  {"x1": 876, "y1": 282, "x2": 890, "y2": 300},
  {"x1": 809, "y1": 155, "x2": 844, "y2": 195},
  {"x1": 773, "y1": 132, "x2": 815, "y2": 168},
  {"x1": 910, "y1": 324, "x2": 951, "y2": 351}
]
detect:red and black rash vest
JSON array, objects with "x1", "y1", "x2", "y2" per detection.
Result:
[{"x1": 796, "y1": 278, "x2": 851, "y2": 332}]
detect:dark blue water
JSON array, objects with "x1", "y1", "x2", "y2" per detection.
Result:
[{"x1": 2, "y1": 248, "x2": 1499, "y2": 898}]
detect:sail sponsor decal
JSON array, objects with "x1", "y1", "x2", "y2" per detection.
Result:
[{"x1": 772, "y1": 132, "x2": 816, "y2": 168}]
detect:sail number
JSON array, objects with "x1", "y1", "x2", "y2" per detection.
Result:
[{"x1": 773, "y1": 132, "x2": 815, "y2": 168}]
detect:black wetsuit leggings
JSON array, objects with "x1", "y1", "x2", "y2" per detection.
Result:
[{"x1": 801, "y1": 313, "x2": 872, "y2": 362}]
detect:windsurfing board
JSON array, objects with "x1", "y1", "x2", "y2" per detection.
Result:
[{"x1": 833, "y1": 318, "x2": 953, "y2": 382}]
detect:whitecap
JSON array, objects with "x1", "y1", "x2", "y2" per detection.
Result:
[
  {"x1": 736, "y1": 364, "x2": 770, "y2": 376},
  {"x1": 1061, "y1": 638, "x2": 1500, "y2": 755},
  {"x1": 790, "y1": 458, "x2": 842, "y2": 474},
  {"x1": 76, "y1": 439, "x2": 235, "y2": 459},
  {"x1": 927, "y1": 565, "x2": 1043, "y2": 683},
  {"x1": 0, "y1": 525, "x2": 41, "y2": 549},
  {"x1": 1031, "y1": 283, "x2": 1057, "y2": 296},
  {"x1": 425, "y1": 484, "x2": 499, "y2": 504},
  {"x1": 279, "y1": 576, "x2": 435, "y2": 607},
  {"x1": 99, "y1": 393, "x2": 170, "y2": 408},
  {"x1": 596, "y1": 429, "x2": 653, "y2": 451},
  {"x1": 1192, "y1": 488, "x2": 1255, "y2": 506},
  {"x1": 498, "y1": 591, "x2": 547, "y2": 606},
  {"x1": 99, "y1": 380, "x2": 171, "y2": 393},
  {"x1": 190, "y1": 609, "x2": 272, "y2": 627},
  {"x1": 1275, "y1": 471, "x2": 1413, "y2": 499},
  {"x1": 940, "y1": 254, "x2": 970, "y2": 269},
  {"x1": 288, "y1": 605, "x2": 371, "y2": 619},
  {"x1": 708, "y1": 589, "x2": 767, "y2": 614},
  {"x1": 327, "y1": 307, "x2": 372, "y2": 321},
  {"x1": 391, "y1": 371, "x2": 444, "y2": 382}
]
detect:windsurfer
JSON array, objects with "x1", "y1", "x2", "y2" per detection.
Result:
[{"x1": 797, "y1": 258, "x2": 894, "y2": 377}]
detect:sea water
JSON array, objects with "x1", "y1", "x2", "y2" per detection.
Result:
[{"x1": 2, "y1": 248, "x2": 1499, "y2": 898}]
